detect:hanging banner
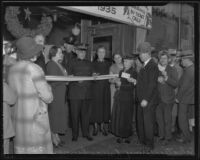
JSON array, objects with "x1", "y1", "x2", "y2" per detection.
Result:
[{"x1": 58, "y1": 6, "x2": 152, "y2": 29}]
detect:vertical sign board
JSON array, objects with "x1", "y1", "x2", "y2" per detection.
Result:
[{"x1": 58, "y1": 6, "x2": 152, "y2": 29}]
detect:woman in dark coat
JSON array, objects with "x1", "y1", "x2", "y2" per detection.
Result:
[
  {"x1": 90, "y1": 46, "x2": 111, "y2": 136},
  {"x1": 111, "y1": 55, "x2": 137, "y2": 143},
  {"x1": 46, "y1": 46, "x2": 68, "y2": 147}
]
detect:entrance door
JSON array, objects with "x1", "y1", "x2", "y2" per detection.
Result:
[{"x1": 87, "y1": 23, "x2": 119, "y2": 61}]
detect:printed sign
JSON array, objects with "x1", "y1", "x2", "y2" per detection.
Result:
[{"x1": 58, "y1": 6, "x2": 152, "y2": 29}]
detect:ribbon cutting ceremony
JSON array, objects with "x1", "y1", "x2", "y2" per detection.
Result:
[{"x1": 2, "y1": 1, "x2": 198, "y2": 158}]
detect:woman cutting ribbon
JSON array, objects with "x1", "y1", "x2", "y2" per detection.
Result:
[{"x1": 46, "y1": 46, "x2": 68, "y2": 147}]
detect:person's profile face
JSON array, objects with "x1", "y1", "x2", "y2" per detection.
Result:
[
  {"x1": 64, "y1": 43, "x2": 74, "y2": 52},
  {"x1": 56, "y1": 48, "x2": 64, "y2": 62}
]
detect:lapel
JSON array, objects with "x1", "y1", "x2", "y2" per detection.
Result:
[
  {"x1": 52, "y1": 60, "x2": 64, "y2": 76},
  {"x1": 143, "y1": 59, "x2": 153, "y2": 70}
]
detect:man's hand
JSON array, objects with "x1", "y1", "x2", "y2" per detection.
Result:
[
  {"x1": 175, "y1": 99, "x2": 179, "y2": 103},
  {"x1": 127, "y1": 77, "x2": 137, "y2": 85},
  {"x1": 116, "y1": 80, "x2": 121, "y2": 87},
  {"x1": 158, "y1": 76, "x2": 165, "y2": 84},
  {"x1": 141, "y1": 100, "x2": 148, "y2": 108},
  {"x1": 93, "y1": 73, "x2": 99, "y2": 80}
]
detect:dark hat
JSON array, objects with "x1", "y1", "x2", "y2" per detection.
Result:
[
  {"x1": 75, "y1": 43, "x2": 88, "y2": 51},
  {"x1": 168, "y1": 49, "x2": 177, "y2": 56},
  {"x1": 179, "y1": 50, "x2": 194, "y2": 59},
  {"x1": 137, "y1": 42, "x2": 152, "y2": 54},
  {"x1": 63, "y1": 35, "x2": 76, "y2": 45},
  {"x1": 16, "y1": 36, "x2": 43, "y2": 60}
]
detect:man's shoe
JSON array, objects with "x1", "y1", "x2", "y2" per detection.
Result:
[
  {"x1": 84, "y1": 135, "x2": 93, "y2": 141},
  {"x1": 124, "y1": 139, "x2": 131, "y2": 144},
  {"x1": 162, "y1": 139, "x2": 171, "y2": 146},
  {"x1": 176, "y1": 138, "x2": 191, "y2": 144},
  {"x1": 72, "y1": 136, "x2": 78, "y2": 141},
  {"x1": 101, "y1": 128, "x2": 108, "y2": 136},
  {"x1": 116, "y1": 138, "x2": 123, "y2": 143}
]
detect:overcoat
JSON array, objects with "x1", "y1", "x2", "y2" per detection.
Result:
[
  {"x1": 111, "y1": 67, "x2": 137, "y2": 138},
  {"x1": 3, "y1": 82, "x2": 17, "y2": 139},
  {"x1": 8, "y1": 61, "x2": 53, "y2": 154}
]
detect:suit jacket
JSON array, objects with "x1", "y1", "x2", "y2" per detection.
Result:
[
  {"x1": 35, "y1": 53, "x2": 46, "y2": 74},
  {"x1": 136, "y1": 59, "x2": 159, "y2": 105},
  {"x1": 158, "y1": 65, "x2": 178, "y2": 104},
  {"x1": 68, "y1": 58, "x2": 93, "y2": 100},
  {"x1": 62, "y1": 51, "x2": 77, "y2": 71},
  {"x1": 177, "y1": 64, "x2": 194, "y2": 104}
]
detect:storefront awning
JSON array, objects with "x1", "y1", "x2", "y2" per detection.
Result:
[{"x1": 58, "y1": 6, "x2": 152, "y2": 29}]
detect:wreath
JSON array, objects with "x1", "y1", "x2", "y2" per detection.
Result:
[{"x1": 5, "y1": 6, "x2": 53, "y2": 38}]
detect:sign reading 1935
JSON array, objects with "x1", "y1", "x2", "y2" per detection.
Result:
[{"x1": 97, "y1": 6, "x2": 116, "y2": 14}]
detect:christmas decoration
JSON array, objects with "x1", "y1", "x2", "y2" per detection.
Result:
[{"x1": 5, "y1": 6, "x2": 53, "y2": 38}]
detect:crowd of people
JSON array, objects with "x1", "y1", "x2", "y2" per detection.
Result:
[{"x1": 3, "y1": 34, "x2": 194, "y2": 154}]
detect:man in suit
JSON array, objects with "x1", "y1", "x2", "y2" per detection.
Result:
[
  {"x1": 34, "y1": 34, "x2": 46, "y2": 74},
  {"x1": 156, "y1": 51, "x2": 178, "y2": 145},
  {"x1": 68, "y1": 43, "x2": 93, "y2": 142},
  {"x1": 136, "y1": 42, "x2": 159, "y2": 152},
  {"x1": 176, "y1": 50, "x2": 194, "y2": 143}
]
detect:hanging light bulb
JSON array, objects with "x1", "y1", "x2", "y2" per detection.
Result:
[{"x1": 72, "y1": 23, "x2": 80, "y2": 36}]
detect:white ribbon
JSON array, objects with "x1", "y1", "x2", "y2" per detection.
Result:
[{"x1": 45, "y1": 74, "x2": 119, "y2": 82}]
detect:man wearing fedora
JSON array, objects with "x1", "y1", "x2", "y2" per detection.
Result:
[
  {"x1": 68, "y1": 43, "x2": 93, "y2": 142},
  {"x1": 176, "y1": 50, "x2": 194, "y2": 143},
  {"x1": 61, "y1": 35, "x2": 77, "y2": 71},
  {"x1": 136, "y1": 42, "x2": 159, "y2": 152},
  {"x1": 8, "y1": 36, "x2": 54, "y2": 154}
]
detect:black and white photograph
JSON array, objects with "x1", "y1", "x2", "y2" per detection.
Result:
[{"x1": 1, "y1": 0, "x2": 199, "y2": 159}]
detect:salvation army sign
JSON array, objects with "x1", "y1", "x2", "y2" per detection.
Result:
[{"x1": 58, "y1": 6, "x2": 152, "y2": 29}]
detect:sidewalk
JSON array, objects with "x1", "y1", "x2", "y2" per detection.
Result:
[{"x1": 54, "y1": 128, "x2": 194, "y2": 154}]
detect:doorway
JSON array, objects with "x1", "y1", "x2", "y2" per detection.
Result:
[
  {"x1": 87, "y1": 23, "x2": 119, "y2": 61},
  {"x1": 93, "y1": 36, "x2": 112, "y2": 60}
]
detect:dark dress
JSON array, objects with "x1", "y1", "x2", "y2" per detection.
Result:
[
  {"x1": 90, "y1": 60, "x2": 111, "y2": 123},
  {"x1": 46, "y1": 60, "x2": 68, "y2": 134},
  {"x1": 111, "y1": 67, "x2": 137, "y2": 138}
]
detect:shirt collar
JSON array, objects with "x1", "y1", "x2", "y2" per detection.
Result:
[{"x1": 144, "y1": 58, "x2": 151, "y2": 67}]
